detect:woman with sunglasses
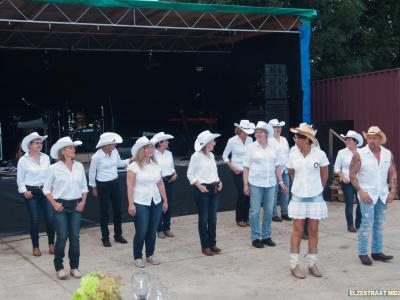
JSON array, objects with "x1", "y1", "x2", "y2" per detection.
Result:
[{"x1": 287, "y1": 123, "x2": 329, "y2": 279}]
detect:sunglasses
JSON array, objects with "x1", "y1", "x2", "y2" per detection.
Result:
[{"x1": 293, "y1": 134, "x2": 307, "y2": 142}]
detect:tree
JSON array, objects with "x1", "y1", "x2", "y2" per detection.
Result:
[{"x1": 169, "y1": 0, "x2": 400, "y2": 79}]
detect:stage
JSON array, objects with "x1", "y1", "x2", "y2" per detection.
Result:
[{"x1": 0, "y1": 158, "x2": 237, "y2": 236}]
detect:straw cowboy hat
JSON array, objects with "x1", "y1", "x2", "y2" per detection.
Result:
[
  {"x1": 50, "y1": 137, "x2": 82, "y2": 159},
  {"x1": 150, "y1": 132, "x2": 174, "y2": 145},
  {"x1": 21, "y1": 132, "x2": 48, "y2": 153},
  {"x1": 234, "y1": 120, "x2": 255, "y2": 135},
  {"x1": 96, "y1": 132, "x2": 123, "y2": 148},
  {"x1": 268, "y1": 118, "x2": 286, "y2": 127},
  {"x1": 290, "y1": 123, "x2": 318, "y2": 145},
  {"x1": 254, "y1": 121, "x2": 274, "y2": 136},
  {"x1": 340, "y1": 130, "x2": 364, "y2": 148},
  {"x1": 362, "y1": 126, "x2": 387, "y2": 145},
  {"x1": 131, "y1": 136, "x2": 153, "y2": 156},
  {"x1": 194, "y1": 130, "x2": 221, "y2": 152}
]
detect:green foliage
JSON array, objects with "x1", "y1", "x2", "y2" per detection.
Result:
[
  {"x1": 169, "y1": 0, "x2": 400, "y2": 79},
  {"x1": 72, "y1": 272, "x2": 123, "y2": 300}
]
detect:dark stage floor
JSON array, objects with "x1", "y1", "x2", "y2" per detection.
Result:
[{"x1": 0, "y1": 163, "x2": 237, "y2": 236}]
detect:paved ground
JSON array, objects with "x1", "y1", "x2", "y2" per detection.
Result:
[{"x1": 1, "y1": 201, "x2": 399, "y2": 300}]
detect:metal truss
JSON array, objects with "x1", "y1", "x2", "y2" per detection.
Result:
[{"x1": 0, "y1": 0, "x2": 300, "y2": 52}]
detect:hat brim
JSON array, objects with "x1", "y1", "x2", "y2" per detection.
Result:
[
  {"x1": 131, "y1": 141, "x2": 153, "y2": 156},
  {"x1": 234, "y1": 123, "x2": 255, "y2": 135},
  {"x1": 150, "y1": 134, "x2": 174, "y2": 145},
  {"x1": 255, "y1": 125, "x2": 274, "y2": 137},
  {"x1": 340, "y1": 133, "x2": 364, "y2": 148},
  {"x1": 270, "y1": 121, "x2": 286, "y2": 127},
  {"x1": 96, "y1": 133, "x2": 123, "y2": 148},
  {"x1": 194, "y1": 133, "x2": 221, "y2": 152},
  {"x1": 21, "y1": 135, "x2": 48, "y2": 153},
  {"x1": 290, "y1": 128, "x2": 318, "y2": 145},
  {"x1": 50, "y1": 141, "x2": 82, "y2": 159},
  {"x1": 362, "y1": 131, "x2": 387, "y2": 145}
]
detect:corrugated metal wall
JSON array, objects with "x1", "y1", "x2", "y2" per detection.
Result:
[{"x1": 312, "y1": 68, "x2": 400, "y2": 164}]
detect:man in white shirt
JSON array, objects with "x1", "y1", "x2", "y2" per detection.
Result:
[{"x1": 349, "y1": 126, "x2": 397, "y2": 266}]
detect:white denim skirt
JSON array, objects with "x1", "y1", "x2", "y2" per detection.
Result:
[{"x1": 288, "y1": 193, "x2": 328, "y2": 220}]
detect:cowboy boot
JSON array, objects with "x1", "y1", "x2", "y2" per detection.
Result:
[
  {"x1": 290, "y1": 248, "x2": 305, "y2": 279},
  {"x1": 307, "y1": 248, "x2": 322, "y2": 277}
]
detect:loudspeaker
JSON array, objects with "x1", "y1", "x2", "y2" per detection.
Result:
[{"x1": 264, "y1": 64, "x2": 288, "y2": 99}]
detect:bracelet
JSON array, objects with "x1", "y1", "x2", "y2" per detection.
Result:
[{"x1": 279, "y1": 181, "x2": 284, "y2": 185}]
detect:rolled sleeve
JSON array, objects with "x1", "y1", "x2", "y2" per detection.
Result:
[
  {"x1": 88, "y1": 156, "x2": 98, "y2": 187},
  {"x1": 333, "y1": 151, "x2": 343, "y2": 174},
  {"x1": 42, "y1": 168, "x2": 54, "y2": 195},
  {"x1": 320, "y1": 152, "x2": 330, "y2": 167},
  {"x1": 222, "y1": 139, "x2": 232, "y2": 163},
  {"x1": 80, "y1": 164, "x2": 89, "y2": 194},
  {"x1": 187, "y1": 157, "x2": 198, "y2": 185},
  {"x1": 242, "y1": 150, "x2": 251, "y2": 168},
  {"x1": 16, "y1": 160, "x2": 27, "y2": 194}
]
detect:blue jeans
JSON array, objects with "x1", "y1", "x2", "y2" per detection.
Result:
[
  {"x1": 133, "y1": 201, "x2": 163, "y2": 259},
  {"x1": 358, "y1": 198, "x2": 386, "y2": 255},
  {"x1": 158, "y1": 177, "x2": 173, "y2": 232},
  {"x1": 273, "y1": 172, "x2": 290, "y2": 217},
  {"x1": 193, "y1": 185, "x2": 220, "y2": 248},
  {"x1": 54, "y1": 200, "x2": 81, "y2": 271},
  {"x1": 341, "y1": 182, "x2": 362, "y2": 229},
  {"x1": 24, "y1": 188, "x2": 55, "y2": 248},
  {"x1": 249, "y1": 184, "x2": 275, "y2": 241}
]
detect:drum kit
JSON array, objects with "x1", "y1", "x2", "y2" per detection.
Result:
[
  {"x1": 17, "y1": 105, "x2": 105, "y2": 153},
  {"x1": 63, "y1": 107, "x2": 104, "y2": 152}
]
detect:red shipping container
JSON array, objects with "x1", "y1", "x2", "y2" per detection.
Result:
[{"x1": 312, "y1": 68, "x2": 400, "y2": 172}]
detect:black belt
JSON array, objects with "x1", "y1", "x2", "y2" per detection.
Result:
[
  {"x1": 26, "y1": 185, "x2": 43, "y2": 191},
  {"x1": 56, "y1": 198, "x2": 81, "y2": 204},
  {"x1": 163, "y1": 175, "x2": 173, "y2": 181}
]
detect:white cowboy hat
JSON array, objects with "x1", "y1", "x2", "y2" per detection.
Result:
[
  {"x1": 194, "y1": 130, "x2": 221, "y2": 152},
  {"x1": 50, "y1": 137, "x2": 82, "y2": 159},
  {"x1": 21, "y1": 132, "x2": 48, "y2": 153},
  {"x1": 340, "y1": 130, "x2": 364, "y2": 148},
  {"x1": 290, "y1": 123, "x2": 318, "y2": 145},
  {"x1": 362, "y1": 126, "x2": 387, "y2": 145},
  {"x1": 150, "y1": 132, "x2": 174, "y2": 145},
  {"x1": 268, "y1": 118, "x2": 286, "y2": 127},
  {"x1": 233, "y1": 120, "x2": 255, "y2": 135},
  {"x1": 131, "y1": 136, "x2": 153, "y2": 156},
  {"x1": 96, "y1": 132, "x2": 123, "y2": 148},
  {"x1": 254, "y1": 121, "x2": 274, "y2": 137}
]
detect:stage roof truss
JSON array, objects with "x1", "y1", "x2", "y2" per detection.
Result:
[{"x1": 0, "y1": 0, "x2": 314, "y2": 52}]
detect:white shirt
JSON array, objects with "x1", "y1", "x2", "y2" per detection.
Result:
[
  {"x1": 88, "y1": 149, "x2": 129, "y2": 187},
  {"x1": 153, "y1": 149, "x2": 175, "y2": 177},
  {"x1": 288, "y1": 145, "x2": 330, "y2": 198},
  {"x1": 358, "y1": 145, "x2": 392, "y2": 204},
  {"x1": 17, "y1": 152, "x2": 50, "y2": 193},
  {"x1": 127, "y1": 161, "x2": 162, "y2": 206},
  {"x1": 43, "y1": 161, "x2": 89, "y2": 200},
  {"x1": 243, "y1": 140, "x2": 279, "y2": 188},
  {"x1": 334, "y1": 147, "x2": 356, "y2": 181},
  {"x1": 187, "y1": 151, "x2": 220, "y2": 185},
  {"x1": 222, "y1": 135, "x2": 253, "y2": 171},
  {"x1": 271, "y1": 136, "x2": 290, "y2": 173}
]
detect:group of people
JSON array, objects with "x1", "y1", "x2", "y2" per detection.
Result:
[{"x1": 16, "y1": 118, "x2": 397, "y2": 280}]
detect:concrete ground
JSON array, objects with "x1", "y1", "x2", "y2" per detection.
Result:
[{"x1": 1, "y1": 201, "x2": 399, "y2": 300}]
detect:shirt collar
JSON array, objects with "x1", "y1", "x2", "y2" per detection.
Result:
[{"x1": 25, "y1": 152, "x2": 44, "y2": 159}]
